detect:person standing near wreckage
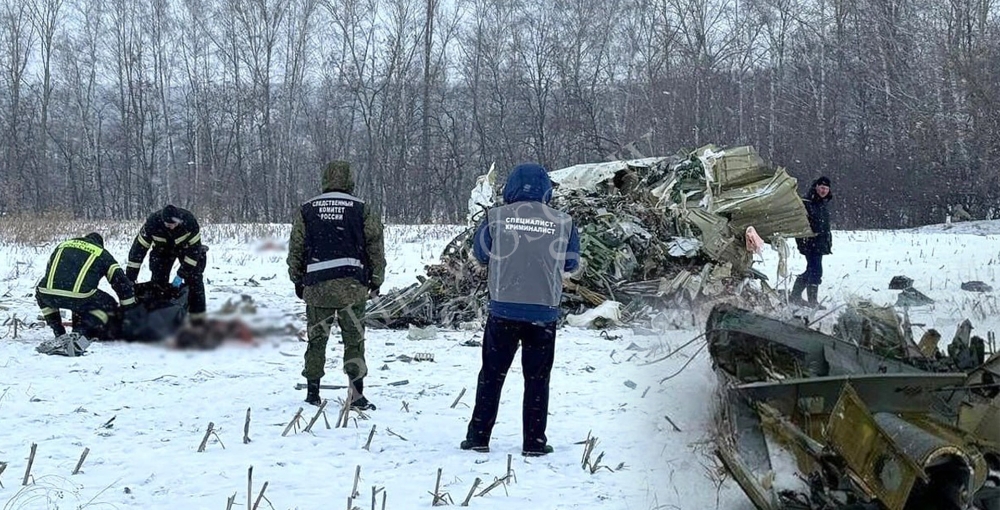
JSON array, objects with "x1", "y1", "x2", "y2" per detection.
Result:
[
  {"x1": 462, "y1": 162, "x2": 580, "y2": 457},
  {"x1": 792, "y1": 176, "x2": 833, "y2": 308},
  {"x1": 287, "y1": 160, "x2": 385, "y2": 411},
  {"x1": 126, "y1": 205, "x2": 209, "y2": 324}
]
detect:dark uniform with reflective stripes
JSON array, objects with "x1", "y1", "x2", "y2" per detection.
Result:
[
  {"x1": 125, "y1": 205, "x2": 207, "y2": 321},
  {"x1": 287, "y1": 160, "x2": 386, "y2": 409},
  {"x1": 35, "y1": 232, "x2": 136, "y2": 338}
]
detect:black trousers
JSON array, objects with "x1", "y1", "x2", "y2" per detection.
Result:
[
  {"x1": 149, "y1": 247, "x2": 206, "y2": 316},
  {"x1": 800, "y1": 252, "x2": 824, "y2": 285},
  {"x1": 466, "y1": 314, "x2": 556, "y2": 452},
  {"x1": 36, "y1": 289, "x2": 118, "y2": 338}
]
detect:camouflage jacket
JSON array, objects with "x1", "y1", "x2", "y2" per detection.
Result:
[{"x1": 287, "y1": 161, "x2": 386, "y2": 308}]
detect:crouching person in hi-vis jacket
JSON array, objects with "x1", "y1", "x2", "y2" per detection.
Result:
[
  {"x1": 36, "y1": 232, "x2": 140, "y2": 340},
  {"x1": 287, "y1": 160, "x2": 386, "y2": 411},
  {"x1": 125, "y1": 205, "x2": 208, "y2": 324},
  {"x1": 462, "y1": 162, "x2": 581, "y2": 457}
]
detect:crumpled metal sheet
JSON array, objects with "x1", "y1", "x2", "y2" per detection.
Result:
[
  {"x1": 709, "y1": 304, "x2": 1000, "y2": 510},
  {"x1": 371, "y1": 145, "x2": 814, "y2": 330},
  {"x1": 35, "y1": 332, "x2": 90, "y2": 356}
]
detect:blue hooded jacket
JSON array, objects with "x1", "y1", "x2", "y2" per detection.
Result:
[{"x1": 473, "y1": 163, "x2": 580, "y2": 323}]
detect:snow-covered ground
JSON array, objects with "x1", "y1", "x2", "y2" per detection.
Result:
[{"x1": 1, "y1": 221, "x2": 998, "y2": 510}]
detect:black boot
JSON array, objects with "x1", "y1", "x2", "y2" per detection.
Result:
[
  {"x1": 351, "y1": 379, "x2": 376, "y2": 411},
  {"x1": 806, "y1": 285, "x2": 826, "y2": 310},
  {"x1": 789, "y1": 275, "x2": 807, "y2": 305},
  {"x1": 460, "y1": 439, "x2": 490, "y2": 453},
  {"x1": 45, "y1": 314, "x2": 66, "y2": 337},
  {"x1": 305, "y1": 379, "x2": 321, "y2": 406}
]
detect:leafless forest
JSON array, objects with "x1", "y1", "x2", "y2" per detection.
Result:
[{"x1": 0, "y1": 0, "x2": 997, "y2": 227}]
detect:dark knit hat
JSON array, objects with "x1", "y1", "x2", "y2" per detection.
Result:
[
  {"x1": 815, "y1": 176, "x2": 831, "y2": 187},
  {"x1": 83, "y1": 232, "x2": 104, "y2": 247},
  {"x1": 161, "y1": 205, "x2": 181, "y2": 224}
]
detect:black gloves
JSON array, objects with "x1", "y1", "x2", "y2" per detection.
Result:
[{"x1": 295, "y1": 282, "x2": 304, "y2": 299}]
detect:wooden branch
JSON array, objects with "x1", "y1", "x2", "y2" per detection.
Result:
[
  {"x1": 386, "y1": 428, "x2": 408, "y2": 442},
  {"x1": 304, "y1": 399, "x2": 329, "y2": 433},
  {"x1": 351, "y1": 465, "x2": 361, "y2": 499},
  {"x1": 197, "y1": 422, "x2": 215, "y2": 452},
  {"x1": 363, "y1": 425, "x2": 376, "y2": 451},
  {"x1": 23, "y1": 443, "x2": 36, "y2": 485},
  {"x1": 72, "y1": 447, "x2": 90, "y2": 475},
  {"x1": 211, "y1": 430, "x2": 226, "y2": 449},
  {"x1": 0, "y1": 460, "x2": 8, "y2": 488},
  {"x1": 450, "y1": 388, "x2": 467, "y2": 409},
  {"x1": 243, "y1": 408, "x2": 252, "y2": 444},
  {"x1": 381, "y1": 491, "x2": 386, "y2": 510},
  {"x1": 461, "y1": 478, "x2": 481, "y2": 506},
  {"x1": 226, "y1": 492, "x2": 236, "y2": 510},
  {"x1": 281, "y1": 408, "x2": 304, "y2": 437},
  {"x1": 338, "y1": 387, "x2": 356, "y2": 428},
  {"x1": 664, "y1": 414, "x2": 682, "y2": 432},
  {"x1": 252, "y1": 482, "x2": 269, "y2": 510},
  {"x1": 506, "y1": 454, "x2": 515, "y2": 483},
  {"x1": 432, "y1": 468, "x2": 443, "y2": 506},
  {"x1": 476, "y1": 474, "x2": 512, "y2": 498},
  {"x1": 247, "y1": 466, "x2": 253, "y2": 510}
]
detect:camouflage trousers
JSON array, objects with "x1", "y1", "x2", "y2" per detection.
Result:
[{"x1": 302, "y1": 301, "x2": 368, "y2": 382}]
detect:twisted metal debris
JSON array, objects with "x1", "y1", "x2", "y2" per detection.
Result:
[{"x1": 366, "y1": 145, "x2": 814, "y2": 329}]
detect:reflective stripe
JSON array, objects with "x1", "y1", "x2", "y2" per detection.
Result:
[
  {"x1": 107, "y1": 263, "x2": 121, "y2": 281},
  {"x1": 40, "y1": 307, "x2": 58, "y2": 316},
  {"x1": 183, "y1": 256, "x2": 198, "y2": 266},
  {"x1": 188, "y1": 233, "x2": 202, "y2": 245},
  {"x1": 73, "y1": 251, "x2": 100, "y2": 293},
  {"x1": 306, "y1": 258, "x2": 363, "y2": 273},
  {"x1": 127, "y1": 261, "x2": 142, "y2": 269},
  {"x1": 89, "y1": 310, "x2": 109, "y2": 323},
  {"x1": 175, "y1": 232, "x2": 191, "y2": 244},
  {"x1": 137, "y1": 235, "x2": 151, "y2": 248},
  {"x1": 37, "y1": 287, "x2": 97, "y2": 299},
  {"x1": 189, "y1": 312, "x2": 207, "y2": 319},
  {"x1": 152, "y1": 236, "x2": 168, "y2": 243},
  {"x1": 46, "y1": 247, "x2": 65, "y2": 288},
  {"x1": 310, "y1": 191, "x2": 364, "y2": 204},
  {"x1": 60, "y1": 239, "x2": 102, "y2": 255},
  {"x1": 120, "y1": 297, "x2": 136, "y2": 306}
]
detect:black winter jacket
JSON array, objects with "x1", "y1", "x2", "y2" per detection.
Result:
[{"x1": 797, "y1": 180, "x2": 833, "y2": 256}]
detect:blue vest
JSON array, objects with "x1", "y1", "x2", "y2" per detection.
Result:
[{"x1": 300, "y1": 191, "x2": 368, "y2": 286}]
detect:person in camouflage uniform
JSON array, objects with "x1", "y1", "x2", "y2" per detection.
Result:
[{"x1": 287, "y1": 161, "x2": 385, "y2": 410}]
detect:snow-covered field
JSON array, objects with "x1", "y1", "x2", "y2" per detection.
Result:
[{"x1": 1, "y1": 220, "x2": 998, "y2": 510}]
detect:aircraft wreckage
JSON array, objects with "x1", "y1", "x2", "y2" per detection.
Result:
[{"x1": 707, "y1": 303, "x2": 1000, "y2": 510}]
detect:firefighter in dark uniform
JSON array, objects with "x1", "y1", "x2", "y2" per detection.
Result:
[
  {"x1": 287, "y1": 160, "x2": 385, "y2": 410},
  {"x1": 125, "y1": 205, "x2": 208, "y2": 323},
  {"x1": 35, "y1": 232, "x2": 138, "y2": 339}
]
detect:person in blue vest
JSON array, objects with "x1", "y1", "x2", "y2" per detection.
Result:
[
  {"x1": 287, "y1": 161, "x2": 385, "y2": 410},
  {"x1": 461, "y1": 162, "x2": 580, "y2": 457}
]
